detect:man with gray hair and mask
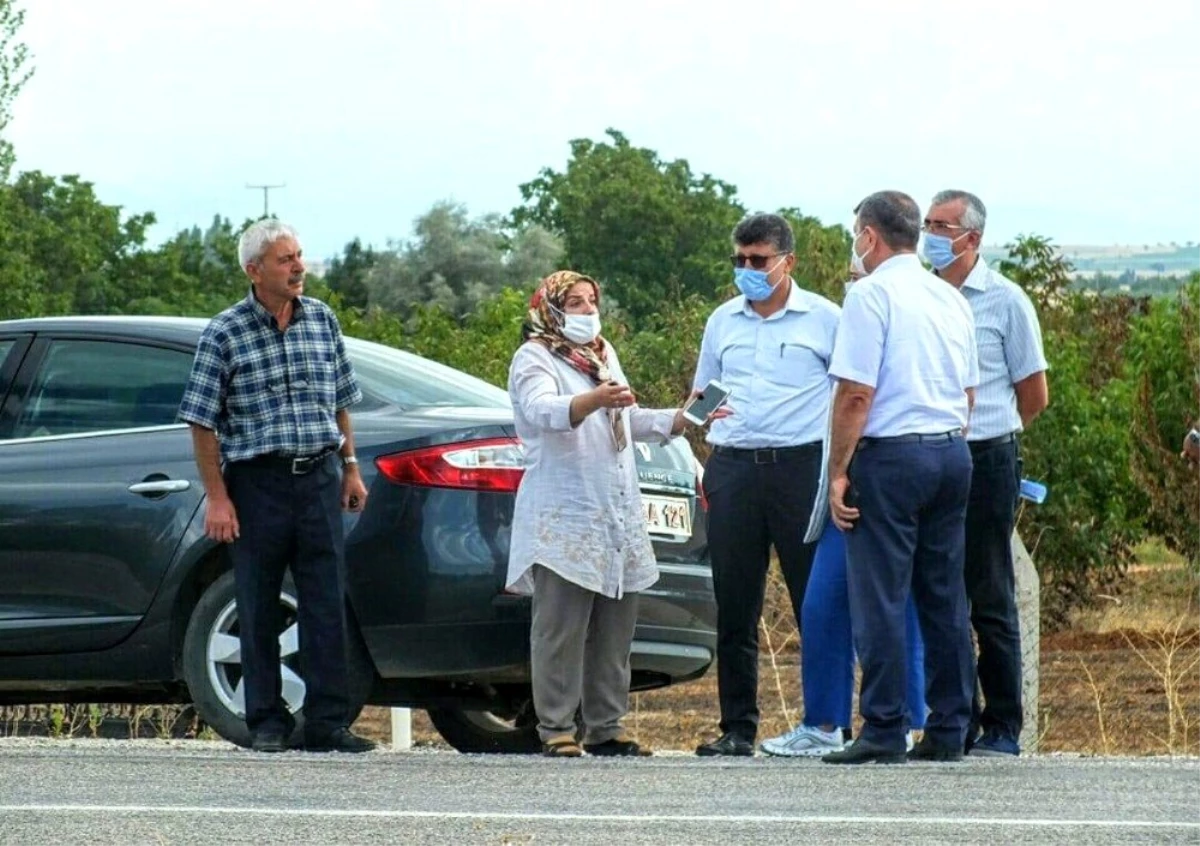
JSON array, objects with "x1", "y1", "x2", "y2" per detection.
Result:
[
  {"x1": 822, "y1": 190, "x2": 979, "y2": 765},
  {"x1": 921, "y1": 190, "x2": 1049, "y2": 757},
  {"x1": 178, "y1": 218, "x2": 375, "y2": 754}
]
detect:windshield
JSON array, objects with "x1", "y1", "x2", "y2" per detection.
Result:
[{"x1": 345, "y1": 337, "x2": 511, "y2": 411}]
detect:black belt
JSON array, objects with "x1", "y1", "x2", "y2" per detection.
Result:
[
  {"x1": 711, "y1": 442, "x2": 821, "y2": 464},
  {"x1": 969, "y1": 432, "x2": 1018, "y2": 450},
  {"x1": 237, "y1": 446, "x2": 338, "y2": 475},
  {"x1": 860, "y1": 428, "x2": 963, "y2": 447}
]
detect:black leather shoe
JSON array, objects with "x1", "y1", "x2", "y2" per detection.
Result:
[
  {"x1": 305, "y1": 727, "x2": 377, "y2": 754},
  {"x1": 695, "y1": 732, "x2": 754, "y2": 757},
  {"x1": 585, "y1": 735, "x2": 652, "y2": 757},
  {"x1": 907, "y1": 736, "x2": 964, "y2": 762},
  {"x1": 251, "y1": 731, "x2": 287, "y2": 753},
  {"x1": 822, "y1": 738, "x2": 906, "y2": 765}
]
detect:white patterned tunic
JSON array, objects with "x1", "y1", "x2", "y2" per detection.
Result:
[{"x1": 505, "y1": 340, "x2": 677, "y2": 599}]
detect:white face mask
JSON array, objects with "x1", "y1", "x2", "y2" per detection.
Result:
[
  {"x1": 551, "y1": 303, "x2": 602, "y2": 344},
  {"x1": 850, "y1": 229, "x2": 870, "y2": 277}
]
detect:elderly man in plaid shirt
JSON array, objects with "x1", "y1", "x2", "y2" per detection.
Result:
[{"x1": 178, "y1": 219, "x2": 374, "y2": 754}]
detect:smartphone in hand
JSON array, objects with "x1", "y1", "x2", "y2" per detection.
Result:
[{"x1": 682, "y1": 380, "x2": 731, "y2": 425}]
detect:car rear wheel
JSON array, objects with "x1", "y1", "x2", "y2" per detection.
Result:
[
  {"x1": 427, "y1": 698, "x2": 545, "y2": 754},
  {"x1": 181, "y1": 570, "x2": 376, "y2": 748}
]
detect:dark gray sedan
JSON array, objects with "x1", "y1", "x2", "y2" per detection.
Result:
[{"x1": 0, "y1": 315, "x2": 717, "y2": 751}]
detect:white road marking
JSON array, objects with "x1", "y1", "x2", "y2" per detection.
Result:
[{"x1": 0, "y1": 806, "x2": 1196, "y2": 828}]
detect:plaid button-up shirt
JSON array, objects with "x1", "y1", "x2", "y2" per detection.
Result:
[{"x1": 178, "y1": 290, "x2": 363, "y2": 463}]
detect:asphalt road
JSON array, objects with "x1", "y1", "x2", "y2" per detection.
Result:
[{"x1": 0, "y1": 739, "x2": 1197, "y2": 845}]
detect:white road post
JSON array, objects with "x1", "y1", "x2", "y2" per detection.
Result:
[{"x1": 391, "y1": 708, "x2": 412, "y2": 751}]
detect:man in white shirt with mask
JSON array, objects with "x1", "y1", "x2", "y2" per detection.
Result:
[{"x1": 821, "y1": 190, "x2": 979, "y2": 765}]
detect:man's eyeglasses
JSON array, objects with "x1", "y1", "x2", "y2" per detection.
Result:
[
  {"x1": 730, "y1": 252, "x2": 789, "y2": 269},
  {"x1": 921, "y1": 220, "x2": 972, "y2": 235}
]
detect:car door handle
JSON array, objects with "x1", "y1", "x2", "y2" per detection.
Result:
[{"x1": 128, "y1": 479, "x2": 191, "y2": 495}]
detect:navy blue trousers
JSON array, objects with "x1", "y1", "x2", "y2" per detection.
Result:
[
  {"x1": 966, "y1": 438, "x2": 1023, "y2": 738},
  {"x1": 844, "y1": 436, "x2": 976, "y2": 752},
  {"x1": 225, "y1": 454, "x2": 350, "y2": 739}
]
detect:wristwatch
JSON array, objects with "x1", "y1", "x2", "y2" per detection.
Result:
[
  {"x1": 341, "y1": 454, "x2": 359, "y2": 468},
  {"x1": 1188, "y1": 429, "x2": 1200, "y2": 447}
]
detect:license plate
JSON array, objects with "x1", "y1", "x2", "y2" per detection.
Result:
[{"x1": 643, "y1": 494, "x2": 692, "y2": 538}]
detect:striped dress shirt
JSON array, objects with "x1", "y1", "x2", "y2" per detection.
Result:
[{"x1": 956, "y1": 258, "x2": 1049, "y2": 441}]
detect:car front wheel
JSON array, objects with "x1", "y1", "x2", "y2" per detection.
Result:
[{"x1": 181, "y1": 570, "x2": 376, "y2": 748}]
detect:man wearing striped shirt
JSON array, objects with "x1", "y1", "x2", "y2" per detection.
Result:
[
  {"x1": 922, "y1": 190, "x2": 1050, "y2": 757},
  {"x1": 178, "y1": 219, "x2": 374, "y2": 754}
]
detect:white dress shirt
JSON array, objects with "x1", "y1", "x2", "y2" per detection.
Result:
[
  {"x1": 956, "y1": 258, "x2": 1049, "y2": 440},
  {"x1": 830, "y1": 253, "x2": 979, "y2": 437},
  {"x1": 505, "y1": 340, "x2": 677, "y2": 599},
  {"x1": 692, "y1": 280, "x2": 841, "y2": 448}
]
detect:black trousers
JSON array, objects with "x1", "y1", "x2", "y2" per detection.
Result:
[
  {"x1": 702, "y1": 444, "x2": 821, "y2": 742},
  {"x1": 966, "y1": 438, "x2": 1023, "y2": 738},
  {"x1": 845, "y1": 437, "x2": 976, "y2": 752},
  {"x1": 225, "y1": 454, "x2": 350, "y2": 740}
]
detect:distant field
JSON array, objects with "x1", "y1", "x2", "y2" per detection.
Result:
[{"x1": 982, "y1": 243, "x2": 1199, "y2": 280}]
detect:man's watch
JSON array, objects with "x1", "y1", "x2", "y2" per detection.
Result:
[
  {"x1": 1188, "y1": 429, "x2": 1200, "y2": 447},
  {"x1": 341, "y1": 454, "x2": 359, "y2": 468}
]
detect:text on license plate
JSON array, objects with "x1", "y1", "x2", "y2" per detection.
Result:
[{"x1": 643, "y1": 494, "x2": 692, "y2": 538}]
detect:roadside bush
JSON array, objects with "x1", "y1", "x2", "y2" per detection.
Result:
[
  {"x1": 1002, "y1": 238, "x2": 1152, "y2": 626},
  {"x1": 1127, "y1": 277, "x2": 1200, "y2": 565}
]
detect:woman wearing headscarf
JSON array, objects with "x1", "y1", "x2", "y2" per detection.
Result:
[{"x1": 506, "y1": 270, "x2": 727, "y2": 758}]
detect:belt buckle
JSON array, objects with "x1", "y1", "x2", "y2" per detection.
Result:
[
  {"x1": 754, "y1": 449, "x2": 775, "y2": 465},
  {"x1": 291, "y1": 457, "x2": 308, "y2": 475}
]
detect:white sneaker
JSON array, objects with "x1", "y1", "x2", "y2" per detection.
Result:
[
  {"x1": 906, "y1": 731, "x2": 916, "y2": 753},
  {"x1": 760, "y1": 724, "x2": 845, "y2": 757}
]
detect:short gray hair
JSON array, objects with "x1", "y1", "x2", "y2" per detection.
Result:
[
  {"x1": 237, "y1": 219, "x2": 301, "y2": 270},
  {"x1": 931, "y1": 189, "x2": 987, "y2": 233}
]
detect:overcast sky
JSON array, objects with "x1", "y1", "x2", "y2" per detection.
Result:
[{"x1": 9, "y1": 0, "x2": 1199, "y2": 260}]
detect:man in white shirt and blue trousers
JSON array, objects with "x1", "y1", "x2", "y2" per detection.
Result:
[
  {"x1": 821, "y1": 191, "x2": 980, "y2": 764},
  {"x1": 692, "y1": 213, "x2": 842, "y2": 757},
  {"x1": 923, "y1": 190, "x2": 1050, "y2": 756}
]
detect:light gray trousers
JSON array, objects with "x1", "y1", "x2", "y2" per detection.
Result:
[{"x1": 530, "y1": 565, "x2": 640, "y2": 745}]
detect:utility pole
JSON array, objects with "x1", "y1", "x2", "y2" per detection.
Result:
[{"x1": 246, "y1": 182, "x2": 286, "y2": 218}]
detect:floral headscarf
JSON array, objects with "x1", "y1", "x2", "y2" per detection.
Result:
[{"x1": 521, "y1": 270, "x2": 611, "y2": 384}]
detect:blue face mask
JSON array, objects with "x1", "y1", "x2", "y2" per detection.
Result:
[
  {"x1": 733, "y1": 256, "x2": 787, "y2": 301},
  {"x1": 921, "y1": 231, "x2": 969, "y2": 271}
]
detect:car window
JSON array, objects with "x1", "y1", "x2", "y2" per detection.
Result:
[
  {"x1": 345, "y1": 337, "x2": 511, "y2": 411},
  {"x1": 0, "y1": 339, "x2": 15, "y2": 406},
  {"x1": 11, "y1": 340, "x2": 195, "y2": 438}
]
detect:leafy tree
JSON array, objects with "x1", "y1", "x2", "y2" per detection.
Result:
[
  {"x1": 0, "y1": 171, "x2": 155, "y2": 318},
  {"x1": 999, "y1": 235, "x2": 1151, "y2": 625},
  {"x1": 1127, "y1": 275, "x2": 1200, "y2": 564},
  {"x1": 777, "y1": 207, "x2": 853, "y2": 304},
  {"x1": 324, "y1": 238, "x2": 377, "y2": 311},
  {"x1": 366, "y1": 200, "x2": 562, "y2": 323},
  {"x1": 513, "y1": 128, "x2": 745, "y2": 323},
  {"x1": 127, "y1": 215, "x2": 248, "y2": 315},
  {"x1": 0, "y1": 0, "x2": 32, "y2": 179}
]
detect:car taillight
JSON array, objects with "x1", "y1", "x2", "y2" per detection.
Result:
[{"x1": 375, "y1": 437, "x2": 525, "y2": 493}]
